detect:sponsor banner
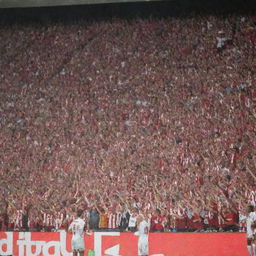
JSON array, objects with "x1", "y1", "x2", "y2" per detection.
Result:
[
  {"x1": 0, "y1": 232, "x2": 138, "y2": 256},
  {"x1": 149, "y1": 232, "x2": 248, "y2": 256},
  {"x1": 0, "y1": 231, "x2": 247, "y2": 256}
]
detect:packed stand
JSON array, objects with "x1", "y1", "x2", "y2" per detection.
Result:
[{"x1": 0, "y1": 5, "x2": 256, "y2": 233}]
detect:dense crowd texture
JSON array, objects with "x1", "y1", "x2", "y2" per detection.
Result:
[{"x1": 0, "y1": 6, "x2": 256, "y2": 233}]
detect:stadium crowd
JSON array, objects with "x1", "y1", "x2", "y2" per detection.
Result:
[{"x1": 0, "y1": 4, "x2": 256, "y2": 234}]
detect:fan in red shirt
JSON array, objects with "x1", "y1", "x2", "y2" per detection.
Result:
[
  {"x1": 192, "y1": 214, "x2": 203, "y2": 231},
  {"x1": 208, "y1": 210, "x2": 220, "y2": 231},
  {"x1": 0, "y1": 200, "x2": 9, "y2": 231},
  {"x1": 208, "y1": 204, "x2": 221, "y2": 231},
  {"x1": 186, "y1": 208, "x2": 203, "y2": 232},
  {"x1": 174, "y1": 208, "x2": 187, "y2": 232},
  {"x1": 35, "y1": 211, "x2": 44, "y2": 232},
  {"x1": 150, "y1": 209, "x2": 165, "y2": 232},
  {"x1": 222, "y1": 206, "x2": 239, "y2": 232}
]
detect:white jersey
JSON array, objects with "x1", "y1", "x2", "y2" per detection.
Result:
[
  {"x1": 128, "y1": 215, "x2": 137, "y2": 228},
  {"x1": 138, "y1": 220, "x2": 149, "y2": 236},
  {"x1": 69, "y1": 218, "x2": 85, "y2": 240},
  {"x1": 246, "y1": 212, "x2": 256, "y2": 238},
  {"x1": 137, "y1": 220, "x2": 149, "y2": 256},
  {"x1": 69, "y1": 217, "x2": 86, "y2": 251},
  {"x1": 216, "y1": 37, "x2": 228, "y2": 48}
]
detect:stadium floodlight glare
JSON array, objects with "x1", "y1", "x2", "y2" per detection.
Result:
[{"x1": 0, "y1": 0, "x2": 165, "y2": 8}]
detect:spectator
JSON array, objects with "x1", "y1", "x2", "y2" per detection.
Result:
[
  {"x1": 222, "y1": 206, "x2": 239, "y2": 232},
  {"x1": 174, "y1": 208, "x2": 187, "y2": 232},
  {"x1": 89, "y1": 205, "x2": 99, "y2": 231},
  {"x1": 118, "y1": 205, "x2": 130, "y2": 231},
  {"x1": 128, "y1": 209, "x2": 138, "y2": 232},
  {"x1": 98, "y1": 207, "x2": 108, "y2": 230},
  {"x1": 150, "y1": 209, "x2": 165, "y2": 232}
]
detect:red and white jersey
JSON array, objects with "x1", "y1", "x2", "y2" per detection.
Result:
[
  {"x1": 115, "y1": 211, "x2": 122, "y2": 228},
  {"x1": 67, "y1": 214, "x2": 76, "y2": 227},
  {"x1": 132, "y1": 201, "x2": 142, "y2": 209},
  {"x1": 247, "y1": 190, "x2": 256, "y2": 206},
  {"x1": 108, "y1": 212, "x2": 118, "y2": 229},
  {"x1": 55, "y1": 212, "x2": 64, "y2": 230},
  {"x1": 28, "y1": 217, "x2": 36, "y2": 229},
  {"x1": 43, "y1": 213, "x2": 54, "y2": 227},
  {"x1": 55, "y1": 212, "x2": 64, "y2": 221},
  {"x1": 14, "y1": 210, "x2": 23, "y2": 230},
  {"x1": 0, "y1": 214, "x2": 7, "y2": 231},
  {"x1": 177, "y1": 207, "x2": 185, "y2": 217},
  {"x1": 145, "y1": 191, "x2": 152, "y2": 201}
]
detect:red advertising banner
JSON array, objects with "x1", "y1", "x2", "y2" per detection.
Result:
[
  {"x1": 149, "y1": 232, "x2": 248, "y2": 256},
  {"x1": 0, "y1": 231, "x2": 248, "y2": 256}
]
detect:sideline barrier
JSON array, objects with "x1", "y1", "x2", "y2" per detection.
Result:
[
  {"x1": 0, "y1": 231, "x2": 248, "y2": 256},
  {"x1": 0, "y1": 0, "x2": 164, "y2": 8}
]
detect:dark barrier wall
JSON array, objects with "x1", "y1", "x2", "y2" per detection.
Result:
[
  {"x1": 0, "y1": 0, "x2": 164, "y2": 8},
  {"x1": 0, "y1": 231, "x2": 248, "y2": 256}
]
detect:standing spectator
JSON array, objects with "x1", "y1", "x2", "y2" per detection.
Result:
[
  {"x1": 43, "y1": 210, "x2": 54, "y2": 232},
  {"x1": 0, "y1": 201, "x2": 8, "y2": 231},
  {"x1": 98, "y1": 207, "x2": 108, "y2": 230},
  {"x1": 14, "y1": 208, "x2": 23, "y2": 231},
  {"x1": 116, "y1": 204, "x2": 130, "y2": 231},
  {"x1": 200, "y1": 208, "x2": 210, "y2": 231},
  {"x1": 22, "y1": 204, "x2": 31, "y2": 232},
  {"x1": 28, "y1": 209, "x2": 37, "y2": 232},
  {"x1": 222, "y1": 206, "x2": 239, "y2": 232},
  {"x1": 89, "y1": 205, "x2": 99, "y2": 231},
  {"x1": 192, "y1": 213, "x2": 203, "y2": 232},
  {"x1": 35, "y1": 211, "x2": 44, "y2": 232},
  {"x1": 108, "y1": 207, "x2": 119, "y2": 230},
  {"x1": 174, "y1": 208, "x2": 187, "y2": 232},
  {"x1": 186, "y1": 208, "x2": 196, "y2": 232},
  {"x1": 128, "y1": 208, "x2": 138, "y2": 232},
  {"x1": 55, "y1": 208, "x2": 66, "y2": 231},
  {"x1": 208, "y1": 210, "x2": 220, "y2": 231},
  {"x1": 150, "y1": 209, "x2": 165, "y2": 232}
]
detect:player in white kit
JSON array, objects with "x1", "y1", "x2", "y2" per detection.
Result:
[
  {"x1": 68, "y1": 209, "x2": 86, "y2": 256},
  {"x1": 135, "y1": 213, "x2": 150, "y2": 256},
  {"x1": 246, "y1": 205, "x2": 256, "y2": 256}
]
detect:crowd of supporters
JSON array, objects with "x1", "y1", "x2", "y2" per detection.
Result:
[
  {"x1": 0, "y1": 201, "x2": 242, "y2": 233},
  {"x1": 0, "y1": 3, "x2": 255, "y2": 233}
]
